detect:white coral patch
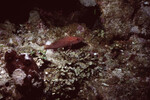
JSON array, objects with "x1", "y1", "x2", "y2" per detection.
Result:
[
  {"x1": 0, "y1": 67, "x2": 9, "y2": 86},
  {"x1": 21, "y1": 53, "x2": 31, "y2": 60},
  {"x1": 45, "y1": 41, "x2": 52, "y2": 45},
  {"x1": 12, "y1": 69, "x2": 27, "y2": 85}
]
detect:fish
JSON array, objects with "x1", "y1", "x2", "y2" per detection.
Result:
[{"x1": 44, "y1": 36, "x2": 83, "y2": 49}]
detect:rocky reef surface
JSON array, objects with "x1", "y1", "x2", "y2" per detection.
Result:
[{"x1": 0, "y1": 0, "x2": 150, "y2": 100}]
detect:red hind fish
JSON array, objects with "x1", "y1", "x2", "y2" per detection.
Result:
[{"x1": 44, "y1": 36, "x2": 83, "y2": 49}]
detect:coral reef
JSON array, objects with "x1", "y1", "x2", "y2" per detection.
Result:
[{"x1": 0, "y1": 0, "x2": 150, "y2": 100}]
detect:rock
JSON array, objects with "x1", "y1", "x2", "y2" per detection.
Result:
[
  {"x1": 79, "y1": 0, "x2": 97, "y2": 7},
  {"x1": 4, "y1": 49, "x2": 44, "y2": 99}
]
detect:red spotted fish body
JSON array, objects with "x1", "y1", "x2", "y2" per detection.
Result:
[{"x1": 44, "y1": 36, "x2": 83, "y2": 49}]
